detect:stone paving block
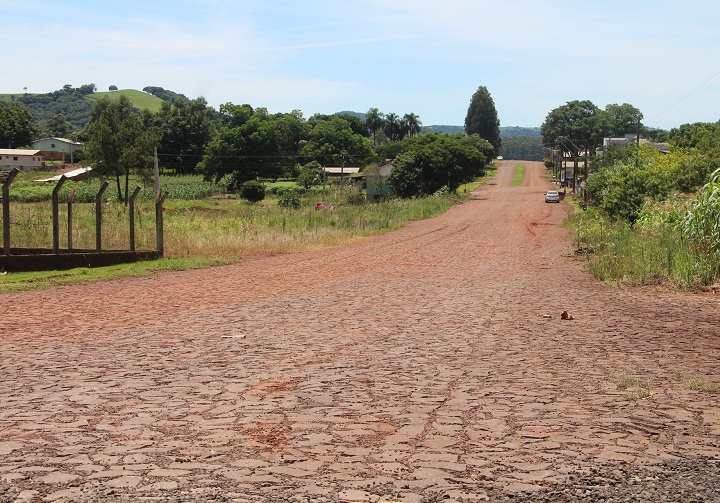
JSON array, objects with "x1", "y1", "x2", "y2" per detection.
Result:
[{"x1": 2, "y1": 161, "x2": 720, "y2": 500}]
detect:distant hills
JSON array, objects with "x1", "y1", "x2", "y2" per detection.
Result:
[
  {"x1": 0, "y1": 85, "x2": 166, "y2": 132},
  {"x1": 1, "y1": 86, "x2": 542, "y2": 137}
]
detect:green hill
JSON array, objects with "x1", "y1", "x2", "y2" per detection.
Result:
[
  {"x1": 89, "y1": 89, "x2": 165, "y2": 113},
  {"x1": 0, "y1": 85, "x2": 169, "y2": 134}
]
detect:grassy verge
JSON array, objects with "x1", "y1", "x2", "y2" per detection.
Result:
[
  {"x1": 0, "y1": 257, "x2": 231, "y2": 293},
  {"x1": 569, "y1": 203, "x2": 718, "y2": 290},
  {"x1": 1, "y1": 195, "x2": 453, "y2": 292},
  {"x1": 511, "y1": 164, "x2": 525, "y2": 186}
]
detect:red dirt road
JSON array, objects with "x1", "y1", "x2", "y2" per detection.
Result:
[{"x1": 1, "y1": 161, "x2": 719, "y2": 501}]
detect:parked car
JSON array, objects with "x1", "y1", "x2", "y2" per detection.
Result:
[{"x1": 545, "y1": 190, "x2": 561, "y2": 203}]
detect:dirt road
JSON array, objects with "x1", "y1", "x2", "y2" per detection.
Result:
[{"x1": 1, "y1": 161, "x2": 719, "y2": 502}]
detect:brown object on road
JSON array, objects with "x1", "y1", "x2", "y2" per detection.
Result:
[{"x1": 1, "y1": 161, "x2": 719, "y2": 501}]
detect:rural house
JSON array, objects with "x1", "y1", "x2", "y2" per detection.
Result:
[
  {"x1": 32, "y1": 137, "x2": 83, "y2": 162},
  {"x1": 0, "y1": 149, "x2": 45, "y2": 171}
]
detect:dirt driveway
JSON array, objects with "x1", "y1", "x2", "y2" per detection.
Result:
[{"x1": 1, "y1": 161, "x2": 719, "y2": 502}]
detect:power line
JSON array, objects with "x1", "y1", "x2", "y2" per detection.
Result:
[{"x1": 648, "y1": 68, "x2": 720, "y2": 123}]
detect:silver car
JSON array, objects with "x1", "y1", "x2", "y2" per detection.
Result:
[{"x1": 545, "y1": 190, "x2": 561, "y2": 203}]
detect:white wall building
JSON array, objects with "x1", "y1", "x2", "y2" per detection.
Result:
[{"x1": 0, "y1": 149, "x2": 45, "y2": 171}]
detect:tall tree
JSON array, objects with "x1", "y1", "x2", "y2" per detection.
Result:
[
  {"x1": 84, "y1": 96, "x2": 159, "y2": 202},
  {"x1": 403, "y1": 113, "x2": 422, "y2": 137},
  {"x1": 464, "y1": 86, "x2": 501, "y2": 153},
  {"x1": 155, "y1": 97, "x2": 214, "y2": 174},
  {"x1": 45, "y1": 113, "x2": 72, "y2": 138},
  {"x1": 383, "y1": 113, "x2": 403, "y2": 142},
  {"x1": 0, "y1": 102, "x2": 36, "y2": 148},
  {"x1": 541, "y1": 100, "x2": 611, "y2": 186},
  {"x1": 605, "y1": 103, "x2": 643, "y2": 137},
  {"x1": 387, "y1": 133, "x2": 486, "y2": 197},
  {"x1": 199, "y1": 106, "x2": 308, "y2": 186},
  {"x1": 300, "y1": 115, "x2": 377, "y2": 167},
  {"x1": 365, "y1": 107, "x2": 385, "y2": 143}
]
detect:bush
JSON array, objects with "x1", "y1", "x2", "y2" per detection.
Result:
[
  {"x1": 239, "y1": 180, "x2": 266, "y2": 203},
  {"x1": 278, "y1": 189, "x2": 301, "y2": 209}
]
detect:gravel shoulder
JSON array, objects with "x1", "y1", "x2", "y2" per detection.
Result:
[{"x1": 1, "y1": 160, "x2": 719, "y2": 502}]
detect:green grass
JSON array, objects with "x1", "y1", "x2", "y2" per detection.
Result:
[
  {"x1": 569, "y1": 204, "x2": 718, "y2": 290},
  {"x1": 0, "y1": 257, "x2": 232, "y2": 293},
  {"x1": 88, "y1": 89, "x2": 165, "y2": 113},
  {"x1": 616, "y1": 375, "x2": 652, "y2": 400},
  {"x1": 1, "y1": 192, "x2": 453, "y2": 292},
  {"x1": 684, "y1": 379, "x2": 720, "y2": 393},
  {"x1": 1, "y1": 89, "x2": 165, "y2": 113},
  {"x1": 511, "y1": 164, "x2": 525, "y2": 186}
]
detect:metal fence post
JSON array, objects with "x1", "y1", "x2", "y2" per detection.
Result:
[
  {"x1": 129, "y1": 186, "x2": 141, "y2": 252},
  {"x1": 2, "y1": 168, "x2": 19, "y2": 255},
  {"x1": 52, "y1": 176, "x2": 67, "y2": 254},
  {"x1": 95, "y1": 181, "x2": 110, "y2": 252},
  {"x1": 67, "y1": 188, "x2": 75, "y2": 251},
  {"x1": 155, "y1": 191, "x2": 168, "y2": 255}
]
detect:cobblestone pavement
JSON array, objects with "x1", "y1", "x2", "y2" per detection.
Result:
[{"x1": 1, "y1": 161, "x2": 719, "y2": 502}]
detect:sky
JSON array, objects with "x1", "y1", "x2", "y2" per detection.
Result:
[{"x1": 2, "y1": 0, "x2": 719, "y2": 130}]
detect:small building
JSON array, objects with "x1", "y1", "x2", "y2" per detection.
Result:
[
  {"x1": 0, "y1": 149, "x2": 45, "y2": 172},
  {"x1": 365, "y1": 163, "x2": 394, "y2": 202},
  {"x1": 322, "y1": 166, "x2": 361, "y2": 177},
  {"x1": 32, "y1": 137, "x2": 83, "y2": 162}
]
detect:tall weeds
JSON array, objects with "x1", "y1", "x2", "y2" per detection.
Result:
[
  {"x1": 572, "y1": 173, "x2": 720, "y2": 289},
  {"x1": 2, "y1": 196, "x2": 452, "y2": 259}
]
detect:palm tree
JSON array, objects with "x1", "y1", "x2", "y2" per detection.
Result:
[
  {"x1": 384, "y1": 113, "x2": 401, "y2": 142},
  {"x1": 403, "y1": 113, "x2": 422, "y2": 137},
  {"x1": 365, "y1": 107, "x2": 385, "y2": 143}
]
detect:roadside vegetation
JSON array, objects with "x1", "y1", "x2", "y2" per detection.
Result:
[
  {"x1": 560, "y1": 127, "x2": 720, "y2": 290},
  {"x1": 511, "y1": 164, "x2": 525, "y2": 186},
  {"x1": 1, "y1": 170, "x2": 470, "y2": 292}
]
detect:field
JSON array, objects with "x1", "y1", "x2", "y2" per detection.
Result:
[
  {"x1": 0, "y1": 171, "x2": 460, "y2": 290},
  {"x1": 87, "y1": 89, "x2": 165, "y2": 112}
]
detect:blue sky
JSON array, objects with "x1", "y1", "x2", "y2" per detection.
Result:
[{"x1": 2, "y1": 0, "x2": 718, "y2": 130}]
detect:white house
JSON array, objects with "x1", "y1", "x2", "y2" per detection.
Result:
[{"x1": 0, "y1": 149, "x2": 45, "y2": 171}]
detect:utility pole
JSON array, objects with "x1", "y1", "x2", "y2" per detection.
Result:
[{"x1": 635, "y1": 117, "x2": 641, "y2": 169}]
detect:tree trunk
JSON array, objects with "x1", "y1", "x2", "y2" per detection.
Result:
[{"x1": 115, "y1": 174, "x2": 123, "y2": 203}]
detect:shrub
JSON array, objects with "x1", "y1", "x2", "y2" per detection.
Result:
[
  {"x1": 278, "y1": 190, "x2": 301, "y2": 209},
  {"x1": 239, "y1": 180, "x2": 266, "y2": 203}
]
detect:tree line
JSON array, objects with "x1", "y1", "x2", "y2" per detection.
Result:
[
  {"x1": 541, "y1": 98, "x2": 720, "y2": 225},
  {"x1": 51, "y1": 84, "x2": 500, "y2": 202}
]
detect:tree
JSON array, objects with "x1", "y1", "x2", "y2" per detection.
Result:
[
  {"x1": 383, "y1": 113, "x2": 403, "y2": 142},
  {"x1": 84, "y1": 96, "x2": 159, "y2": 202},
  {"x1": 296, "y1": 161, "x2": 324, "y2": 189},
  {"x1": 155, "y1": 97, "x2": 214, "y2": 174},
  {"x1": 541, "y1": 100, "x2": 611, "y2": 185},
  {"x1": 387, "y1": 133, "x2": 486, "y2": 197},
  {"x1": 365, "y1": 107, "x2": 385, "y2": 143},
  {"x1": 0, "y1": 102, "x2": 36, "y2": 148},
  {"x1": 143, "y1": 86, "x2": 187, "y2": 102},
  {"x1": 300, "y1": 115, "x2": 377, "y2": 167},
  {"x1": 109, "y1": 85, "x2": 118, "y2": 91},
  {"x1": 605, "y1": 103, "x2": 643, "y2": 137},
  {"x1": 669, "y1": 122, "x2": 720, "y2": 149},
  {"x1": 199, "y1": 105, "x2": 308, "y2": 185},
  {"x1": 499, "y1": 135, "x2": 545, "y2": 161},
  {"x1": 46, "y1": 113, "x2": 72, "y2": 138},
  {"x1": 239, "y1": 180, "x2": 266, "y2": 203},
  {"x1": 464, "y1": 86, "x2": 501, "y2": 153},
  {"x1": 403, "y1": 113, "x2": 422, "y2": 137}
]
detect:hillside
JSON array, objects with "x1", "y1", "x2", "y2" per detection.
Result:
[
  {"x1": 0, "y1": 85, "x2": 167, "y2": 133},
  {"x1": 88, "y1": 89, "x2": 165, "y2": 113}
]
